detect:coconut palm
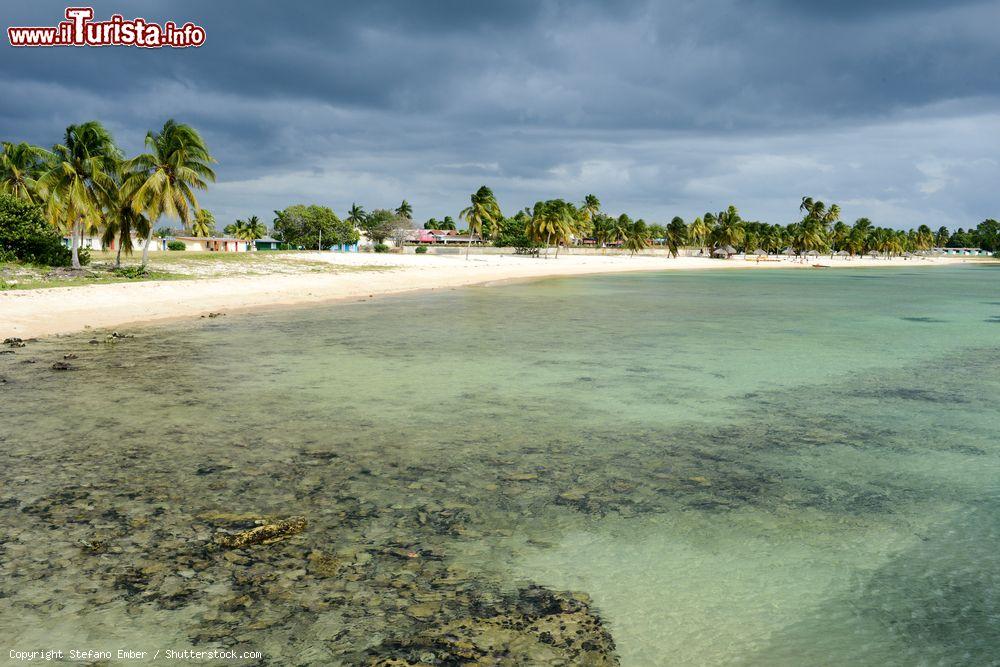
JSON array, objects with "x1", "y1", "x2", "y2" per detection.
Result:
[
  {"x1": 665, "y1": 216, "x2": 687, "y2": 258},
  {"x1": 126, "y1": 119, "x2": 216, "y2": 266},
  {"x1": 37, "y1": 121, "x2": 122, "y2": 268},
  {"x1": 226, "y1": 216, "x2": 267, "y2": 250},
  {"x1": 190, "y1": 208, "x2": 216, "y2": 237},
  {"x1": 395, "y1": 200, "x2": 413, "y2": 219},
  {"x1": 623, "y1": 218, "x2": 651, "y2": 256},
  {"x1": 688, "y1": 216, "x2": 711, "y2": 255},
  {"x1": 459, "y1": 186, "x2": 501, "y2": 259},
  {"x1": 527, "y1": 200, "x2": 575, "y2": 258},
  {"x1": 347, "y1": 203, "x2": 366, "y2": 229},
  {"x1": 0, "y1": 142, "x2": 50, "y2": 204},
  {"x1": 100, "y1": 179, "x2": 150, "y2": 269},
  {"x1": 710, "y1": 206, "x2": 744, "y2": 251}
]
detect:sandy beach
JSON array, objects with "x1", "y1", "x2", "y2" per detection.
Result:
[{"x1": 0, "y1": 251, "x2": 975, "y2": 340}]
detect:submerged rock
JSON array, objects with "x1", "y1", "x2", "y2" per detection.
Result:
[{"x1": 215, "y1": 516, "x2": 307, "y2": 548}]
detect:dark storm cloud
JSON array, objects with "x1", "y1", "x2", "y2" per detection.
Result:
[{"x1": 2, "y1": 0, "x2": 998, "y2": 228}]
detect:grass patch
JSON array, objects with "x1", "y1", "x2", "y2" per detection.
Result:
[{"x1": 1, "y1": 251, "x2": 394, "y2": 291}]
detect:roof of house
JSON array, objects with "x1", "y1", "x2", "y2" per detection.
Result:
[{"x1": 255, "y1": 236, "x2": 281, "y2": 243}]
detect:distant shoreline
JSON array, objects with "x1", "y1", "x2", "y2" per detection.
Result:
[{"x1": 0, "y1": 252, "x2": 981, "y2": 340}]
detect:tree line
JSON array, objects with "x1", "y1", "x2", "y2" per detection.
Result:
[
  {"x1": 1, "y1": 120, "x2": 214, "y2": 268},
  {"x1": 3, "y1": 125, "x2": 997, "y2": 269},
  {"x1": 433, "y1": 189, "x2": 999, "y2": 258}
]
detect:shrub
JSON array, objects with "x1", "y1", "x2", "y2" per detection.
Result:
[
  {"x1": 78, "y1": 248, "x2": 91, "y2": 266},
  {"x1": 167, "y1": 240, "x2": 187, "y2": 251},
  {"x1": 0, "y1": 194, "x2": 72, "y2": 266},
  {"x1": 373, "y1": 243, "x2": 390, "y2": 253},
  {"x1": 414, "y1": 245, "x2": 428, "y2": 254},
  {"x1": 110, "y1": 266, "x2": 148, "y2": 279}
]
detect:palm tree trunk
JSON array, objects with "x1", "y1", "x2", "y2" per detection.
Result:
[
  {"x1": 70, "y1": 220, "x2": 81, "y2": 269},
  {"x1": 466, "y1": 233, "x2": 472, "y2": 260},
  {"x1": 141, "y1": 227, "x2": 154, "y2": 267},
  {"x1": 545, "y1": 232, "x2": 552, "y2": 259},
  {"x1": 115, "y1": 239, "x2": 123, "y2": 269}
]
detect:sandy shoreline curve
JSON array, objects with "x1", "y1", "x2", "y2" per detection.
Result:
[{"x1": 0, "y1": 252, "x2": 976, "y2": 340}]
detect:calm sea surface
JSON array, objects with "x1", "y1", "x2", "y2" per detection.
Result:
[{"x1": 2, "y1": 265, "x2": 999, "y2": 665}]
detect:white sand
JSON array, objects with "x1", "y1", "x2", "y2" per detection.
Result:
[{"x1": 0, "y1": 252, "x2": 973, "y2": 339}]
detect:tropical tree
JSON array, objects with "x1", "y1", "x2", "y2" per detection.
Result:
[
  {"x1": 190, "y1": 208, "x2": 216, "y2": 237},
  {"x1": 126, "y1": 119, "x2": 216, "y2": 266},
  {"x1": 100, "y1": 179, "x2": 149, "y2": 268},
  {"x1": 225, "y1": 215, "x2": 267, "y2": 249},
  {"x1": 459, "y1": 186, "x2": 501, "y2": 258},
  {"x1": 934, "y1": 226, "x2": 950, "y2": 248},
  {"x1": 710, "y1": 205, "x2": 744, "y2": 251},
  {"x1": 591, "y1": 213, "x2": 619, "y2": 253},
  {"x1": 527, "y1": 199, "x2": 575, "y2": 258},
  {"x1": 37, "y1": 121, "x2": 121, "y2": 268},
  {"x1": 665, "y1": 216, "x2": 687, "y2": 258},
  {"x1": 347, "y1": 203, "x2": 366, "y2": 229},
  {"x1": 623, "y1": 218, "x2": 651, "y2": 256},
  {"x1": 688, "y1": 216, "x2": 711, "y2": 255},
  {"x1": 0, "y1": 142, "x2": 50, "y2": 203},
  {"x1": 395, "y1": 200, "x2": 413, "y2": 219}
]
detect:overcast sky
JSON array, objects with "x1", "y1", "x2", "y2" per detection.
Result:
[{"x1": 2, "y1": 0, "x2": 998, "y2": 229}]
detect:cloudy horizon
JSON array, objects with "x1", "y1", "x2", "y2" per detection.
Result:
[{"x1": 3, "y1": 0, "x2": 998, "y2": 230}]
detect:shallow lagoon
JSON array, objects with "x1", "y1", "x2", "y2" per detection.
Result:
[{"x1": 1, "y1": 265, "x2": 998, "y2": 665}]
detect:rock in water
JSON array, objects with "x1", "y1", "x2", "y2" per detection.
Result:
[{"x1": 215, "y1": 516, "x2": 307, "y2": 548}]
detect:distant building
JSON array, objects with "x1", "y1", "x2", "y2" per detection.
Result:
[
  {"x1": 174, "y1": 236, "x2": 250, "y2": 252},
  {"x1": 254, "y1": 236, "x2": 282, "y2": 251},
  {"x1": 934, "y1": 247, "x2": 992, "y2": 256},
  {"x1": 62, "y1": 234, "x2": 169, "y2": 252}
]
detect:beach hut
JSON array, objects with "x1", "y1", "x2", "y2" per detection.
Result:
[
  {"x1": 781, "y1": 247, "x2": 796, "y2": 256},
  {"x1": 752, "y1": 248, "x2": 767, "y2": 256},
  {"x1": 834, "y1": 250, "x2": 849, "y2": 256},
  {"x1": 712, "y1": 248, "x2": 729, "y2": 258},
  {"x1": 870, "y1": 250, "x2": 881, "y2": 258},
  {"x1": 254, "y1": 236, "x2": 282, "y2": 251},
  {"x1": 804, "y1": 249, "x2": 819, "y2": 257}
]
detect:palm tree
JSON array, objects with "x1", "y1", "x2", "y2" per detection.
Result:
[
  {"x1": 0, "y1": 142, "x2": 50, "y2": 203},
  {"x1": 395, "y1": 200, "x2": 413, "y2": 219},
  {"x1": 711, "y1": 205, "x2": 744, "y2": 251},
  {"x1": 623, "y1": 218, "x2": 651, "y2": 256},
  {"x1": 226, "y1": 216, "x2": 266, "y2": 250},
  {"x1": 347, "y1": 203, "x2": 366, "y2": 229},
  {"x1": 934, "y1": 226, "x2": 950, "y2": 248},
  {"x1": 688, "y1": 216, "x2": 711, "y2": 255},
  {"x1": 459, "y1": 186, "x2": 501, "y2": 259},
  {"x1": 526, "y1": 200, "x2": 575, "y2": 258},
  {"x1": 100, "y1": 179, "x2": 150, "y2": 269},
  {"x1": 665, "y1": 216, "x2": 687, "y2": 258},
  {"x1": 37, "y1": 121, "x2": 121, "y2": 268},
  {"x1": 126, "y1": 119, "x2": 216, "y2": 266},
  {"x1": 190, "y1": 208, "x2": 216, "y2": 237}
]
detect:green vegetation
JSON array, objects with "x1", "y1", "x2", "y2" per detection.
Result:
[
  {"x1": 2, "y1": 119, "x2": 997, "y2": 268},
  {"x1": 273, "y1": 205, "x2": 359, "y2": 249},
  {"x1": 373, "y1": 243, "x2": 390, "y2": 253},
  {"x1": 167, "y1": 240, "x2": 186, "y2": 251},
  {"x1": 460, "y1": 186, "x2": 502, "y2": 258},
  {"x1": 414, "y1": 245, "x2": 428, "y2": 254},
  {"x1": 0, "y1": 193, "x2": 73, "y2": 266}
]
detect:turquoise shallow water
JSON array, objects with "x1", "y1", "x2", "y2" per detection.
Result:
[{"x1": 1, "y1": 265, "x2": 999, "y2": 665}]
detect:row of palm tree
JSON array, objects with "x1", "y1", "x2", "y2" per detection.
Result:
[
  {"x1": 442, "y1": 189, "x2": 951, "y2": 258},
  {"x1": 1, "y1": 119, "x2": 215, "y2": 268}
]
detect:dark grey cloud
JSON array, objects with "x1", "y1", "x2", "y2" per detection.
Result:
[{"x1": 2, "y1": 0, "x2": 998, "y2": 229}]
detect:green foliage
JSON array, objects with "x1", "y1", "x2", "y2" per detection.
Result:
[
  {"x1": 373, "y1": 243, "x2": 390, "y2": 253},
  {"x1": 167, "y1": 240, "x2": 186, "y2": 251},
  {"x1": 110, "y1": 266, "x2": 148, "y2": 279},
  {"x1": 274, "y1": 205, "x2": 359, "y2": 248},
  {"x1": 0, "y1": 193, "x2": 73, "y2": 266},
  {"x1": 360, "y1": 209, "x2": 409, "y2": 245},
  {"x1": 414, "y1": 245, "x2": 428, "y2": 254}
]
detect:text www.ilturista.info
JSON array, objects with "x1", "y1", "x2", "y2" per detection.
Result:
[{"x1": 7, "y1": 7, "x2": 205, "y2": 48}]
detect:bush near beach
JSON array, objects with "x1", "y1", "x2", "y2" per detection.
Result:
[{"x1": 0, "y1": 193, "x2": 74, "y2": 266}]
